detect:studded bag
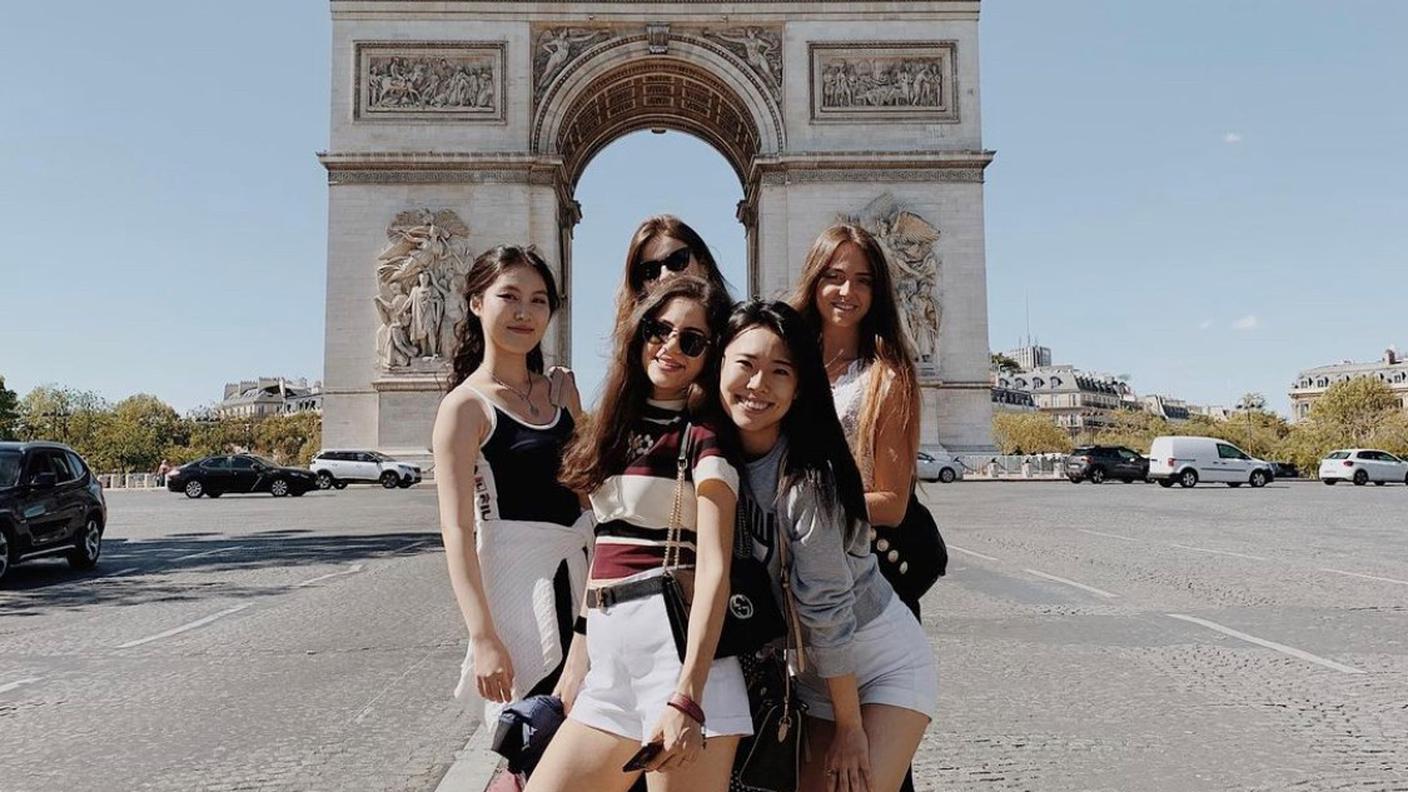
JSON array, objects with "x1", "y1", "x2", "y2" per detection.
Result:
[{"x1": 871, "y1": 491, "x2": 946, "y2": 614}]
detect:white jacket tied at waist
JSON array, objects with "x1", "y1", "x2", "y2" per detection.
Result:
[{"x1": 454, "y1": 512, "x2": 592, "y2": 726}]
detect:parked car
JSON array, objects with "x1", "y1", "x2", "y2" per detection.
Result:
[
  {"x1": 917, "y1": 449, "x2": 963, "y2": 483},
  {"x1": 166, "y1": 454, "x2": 318, "y2": 499},
  {"x1": 1319, "y1": 449, "x2": 1408, "y2": 486},
  {"x1": 309, "y1": 450, "x2": 423, "y2": 490},
  {"x1": 0, "y1": 441, "x2": 107, "y2": 584},
  {"x1": 1147, "y1": 436, "x2": 1274, "y2": 489},
  {"x1": 1270, "y1": 461, "x2": 1301, "y2": 479},
  {"x1": 1065, "y1": 446, "x2": 1149, "y2": 484}
]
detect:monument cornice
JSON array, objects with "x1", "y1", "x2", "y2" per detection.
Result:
[
  {"x1": 318, "y1": 151, "x2": 563, "y2": 184},
  {"x1": 750, "y1": 149, "x2": 994, "y2": 184}
]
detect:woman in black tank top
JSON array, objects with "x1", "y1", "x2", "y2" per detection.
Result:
[{"x1": 433, "y1": 245, "x2": 590, "y2": 728}]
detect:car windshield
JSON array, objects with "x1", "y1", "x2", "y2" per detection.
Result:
[
  {"x1": 0, "y1": 450, "x2": 21, "y2": 488},
  {"x1": 1326, "y1": 451, "x2": 1350, "y2": 460}
]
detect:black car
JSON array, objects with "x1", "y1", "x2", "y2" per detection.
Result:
[
  {"x1": 167, "y1": 454, "x2": 318, "y2": 499},
  {"x1": 1065, "y1": 446, "x2": 1149, "y2": 483},
  {"x1": 0, "y1": 441, "x2": 107, "y2": 584}
]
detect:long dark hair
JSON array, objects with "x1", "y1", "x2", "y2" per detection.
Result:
[
  {"x1": 613, "y1": 215, "x2": 732, "y2": 329},
  {"x1": 560, "y1": 275, "x2": 733, "y2": 495},
  {"x1": 787, "y1": 224, "x2": 919, "y2": 475},
  {"x1": 720, "y1": 300, "x2": 868, "y2": 535},
  {"x1": 449, "y1": 245, "x2": 561, "y2": 388}
]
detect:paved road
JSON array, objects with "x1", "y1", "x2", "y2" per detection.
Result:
[{"x1": 3, "y1": 480, "x2": 1406, "y2": 791}]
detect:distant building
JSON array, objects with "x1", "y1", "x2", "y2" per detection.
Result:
[
  {"x1": 1141, "y1": 394, "x2": 1192, "y2": 422},
  {"x1": 217, "y1": 377, "x2": 323, "y2": 419},
  {"x1": 1290, "y1": 347, "x2": 1408, "y2": 421},
  {"x1": 1189, "y1": 404, "x2": 1233, "y2": 421},
  {"x1": 990, "y1": 377, "x2": 1037, "y2": 412},
  {"x1": 994, "y1": 365, "x2": 1132, "y2": 436},
  {"x1": 1003, "y1": 344, "x2": 1052, "y2": 372}
]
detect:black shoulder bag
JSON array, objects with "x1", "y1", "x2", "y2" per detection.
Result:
[{"x1": 871, "y1": 488, "x2": 947, "y2": 616}]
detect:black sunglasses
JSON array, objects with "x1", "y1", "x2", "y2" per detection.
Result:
[
  {"x1": 641, "y1": 317, "x2": 711, "y2": 358},
  {"x1": 637, "y1": 247, "x2": 693, "y2": 283}
]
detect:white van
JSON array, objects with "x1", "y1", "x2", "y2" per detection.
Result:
[{"x1": 1147, "y1": 436, "x2": 1274, "y2": 489}]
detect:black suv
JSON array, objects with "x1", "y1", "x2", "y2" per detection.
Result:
[
  {"x1": 1065, "y1": 446, "x2": 1149, "y2": 484},
  {"x1": 167, "y1": 454, "x2": 318, "y2": 499},
  {"x1": 0, "y1": 441, "x2": 107, "y2": 584}
]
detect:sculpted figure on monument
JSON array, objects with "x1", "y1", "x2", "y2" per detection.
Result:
[
  {"x1": 374, "y1": 210, "x2": 473, "y2": 369},
  {"x1": 706, "y1": 27, "x2": 782, "y2": 93},
  {"x1": 367, "y1": 56, "x2": 497, "y2": 111},
  {"x1": 535, "y1": 28, "x2": 614, "y2": 97},
  {"x1": 821, "y1": 58, "x2": 943, "y2": 109},
  {"x1": 845, "y1": 195, "x2": 943, "y2": 365}
]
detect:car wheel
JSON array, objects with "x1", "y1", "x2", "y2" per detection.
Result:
[
  {"x1": 1178, "y1": 469, "x2": 1198, "y2": 488},
  {"x1": 290, "y1": 490, "x2": 306, "y2": 497},
  {"x1": 1122, "y1": 478, "x2": 1135, "y2": 484},
  {"x1": 333, "y1": 481, "x2": 348, "y2": 490},
  {"x1": 380, "y1": 471, "x2": 400, "y2": 489},
  {"x1": 1353, "y1": 470, "x2": 1369, "y2": 486},
  {"x1": 1089, "y1": 467, "x2": 1106, "y2": 484},
  {"x1": 0, "y1": 527, "x2": 13, "y2": 584},
  {"x1": 316, "y1": 472, "x2": 335, "y2": 490},
  {"x1": 206, "y1": 491, "x2": 222, "y2": 498},
  {"x1": 184, "y1": 480, "x2": 204, "y2": 499},
  {"x1": 1323, "y1": 479, "x2": 1337, "y2": 485},
  {"x1": 1250, "y1": 470, "x2": 1268, "y2": 488},
  {"x1": 1374, "y1": 481, "x2": 1386, "y2": 486},
  {"x1": 270, "y1": 479, "x2": 290, "y2": 497},
  {"x1": 397, "y1": 479, "x2": 414, "y2": 489},
  {"x1": 67, "y1": 516, "x2": 103, "y2": 570},
  {"x1": 939, "y1": 467, "x2": 957, "y2": 484},
  {"x1": 1156, "y1": 479, "x2": 1175, "y2": 488}
]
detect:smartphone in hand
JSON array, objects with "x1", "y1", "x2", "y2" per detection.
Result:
[{"x1": 622, "y1": 742, "x2": 664, "y2": 772}]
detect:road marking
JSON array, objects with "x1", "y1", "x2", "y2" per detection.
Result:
[
  {"x1": 1167, "y1": 614, "x2": 1365, "y2": 675},
  {"x1": 948, "y1": 545, "x2": 999, "y2": 561},
  {"x1": 295, "y1": 563, "x2": 366, "y2": 588},
  {"x1": 353, "y1": 648, "x2": 437, "y2": 724},
  {"x1": 171, "y1": 545, "x2": 247, "y2": 562},
  {"x1": 1320, "y1": 568, "x2": 1408, "y2": 586},
  {"x1": 1024, "y1": 569, "x2": 1119, "y2": 598},
  {"x1": 1169, "y1": 543, "x2": 1267, "y2": 561},
  {"x1": 1079, "y1": 529, "x2": 1138, "y2": 542},
  {"x1": 0, "y1": 677, "x2": 42, "y2": 695},
  {"x1": 397, "y1": 540, "x2": 429, "y2": 552},
  {"x1": 116, "y1": 604, "x2": 253, "y2": 649},
  {"x1": 109, "y1": 567, "x2": 141, "y2": 577}
]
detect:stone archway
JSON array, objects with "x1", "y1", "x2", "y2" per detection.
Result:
[{"x1": 321, "y1": 2, "x2": 997, "y2": 463}]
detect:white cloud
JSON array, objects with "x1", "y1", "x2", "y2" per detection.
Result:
[
  {"x1": 1232, "y1": 314, "x2": 1259, "y2": 330},
  {"x1": 1198, "y1": 319, "x2": 1214, "y2": 330},
  {"x1": 1223, "y1": 132, "x2": 1244, "y2": 144}
]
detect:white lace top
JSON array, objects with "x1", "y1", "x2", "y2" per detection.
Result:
[{"x1": 830, "y1": 359, "x2": 874, "y2": 480}]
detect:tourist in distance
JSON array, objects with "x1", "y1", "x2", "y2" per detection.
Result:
[
  {"x1": 527, "y1": 275, "x2": 751, "y2": 792},
  {"x1": 431, "y1": 246, "x2": 592, "y2": 728},
  {"x1": 612, "y1": 214, "x2": 733, "y2": 329},
  {"x1": 717, "y1": 300, "x2": 937, "y2": 792}
]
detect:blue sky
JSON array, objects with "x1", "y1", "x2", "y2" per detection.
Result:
[{"x1": 2, "y1": 1, "x2": 1404, "y2": 416}]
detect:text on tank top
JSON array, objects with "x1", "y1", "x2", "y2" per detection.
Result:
[{"x1": 473, "y1": 397, "x2": 583, "y2": 527}]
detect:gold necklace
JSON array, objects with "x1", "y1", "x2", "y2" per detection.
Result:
[{"x1": 490, "y1": 373, "x2": 540, "y2": 418}]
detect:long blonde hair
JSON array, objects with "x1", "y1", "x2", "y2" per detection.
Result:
[{"x1": 788, "y1": 224, "x2": 920, "y2": 476}]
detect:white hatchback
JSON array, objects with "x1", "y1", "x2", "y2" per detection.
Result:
[
  {"x1": 917, "y1": 449, "x2": 963, "y2": 483},
  {"x1": 1319, "y1": 449, "x2": 1408, "y2": 486},
  {"x1": 310, "y1": 450, "x2": 422, "y2": 490}
]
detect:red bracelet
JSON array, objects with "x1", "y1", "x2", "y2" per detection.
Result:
[{"x1": 668, "y1": 692, "x2": 706, "y2": 727}]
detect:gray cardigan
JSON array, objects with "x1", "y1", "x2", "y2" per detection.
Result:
[{"x1": 740, "y1": 438, "x2": 894, "y2": 678}]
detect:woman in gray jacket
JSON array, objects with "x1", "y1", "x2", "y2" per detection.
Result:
[{"x1": 717, "y1": 300, "x2": 938, "y2": 792}]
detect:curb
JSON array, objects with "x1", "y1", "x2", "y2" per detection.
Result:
[{"x1": 434, "y1": 725, "x2": 500, "y2": 792}]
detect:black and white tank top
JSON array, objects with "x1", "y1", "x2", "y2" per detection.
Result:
[{"x1": 468, "y1": 388, "x2": 583, "y2": 528}]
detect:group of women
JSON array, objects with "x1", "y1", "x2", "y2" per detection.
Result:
[{"x1": 433, "y1": 215, "x2": 938, "y2": 792}]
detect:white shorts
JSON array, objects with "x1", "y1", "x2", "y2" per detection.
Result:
[
  {"x1": 797, "y1": 595, "x2": 939, "y2": 721},
  {"x1": 571, "y1": 593, "x2": 754, "y2": 741}
]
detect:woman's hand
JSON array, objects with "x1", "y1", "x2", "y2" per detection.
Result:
[
  {"x1": 471, "y1": 633, "x2": 516, "y2": 703},
  {"x1": 825, "y1": 722, "x2": 873, "y2": 792},
  {"x1": 551, "y1": 635, "x2": 589, "y2": 713},
  {"x1": 643, "y1": 703, "x2": 705, "y2": 773}
]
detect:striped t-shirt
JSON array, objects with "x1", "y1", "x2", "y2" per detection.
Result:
[{"x1": 588, "y1": 400, "x2": 740, "y2": 582}]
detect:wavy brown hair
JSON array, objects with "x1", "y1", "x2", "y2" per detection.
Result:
[
  {"x1": 612, "y1": 215, "x2": 731, "y2": 329},
  {"x1": 787, "y1": 224, "x2": 919, "y2": 477},
  {"x1": 560, "y1": 275, "x2": 733, "y2": 496},
  {"x1": 448, "y1": 245, "x2": 560, "y2": 389}
]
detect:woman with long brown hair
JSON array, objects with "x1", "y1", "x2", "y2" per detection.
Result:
[
  {"x1": 527, "y1": 275, "x2": 750, "y2": 792},
  {"x1": 432, "y1": 245, "x2": 591, "y2": 730},
  {"x1": 612, "y1": 214, "x2": 732, "y2": 329}
]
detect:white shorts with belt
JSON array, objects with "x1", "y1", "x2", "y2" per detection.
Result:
[
  {"x1": 796, "y1": 595, "x2": 939, "y2": 721},
  {"x1": 570, "y1": 593, "x2": 754, "y2": 741}
]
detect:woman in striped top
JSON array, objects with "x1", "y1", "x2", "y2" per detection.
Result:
[{"x1": 527, "y1": 276, "x2": 750, "y2": 792}]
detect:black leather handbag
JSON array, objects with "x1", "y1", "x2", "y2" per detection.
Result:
[
  {"x1": 871, "y1": 491, "x2": 947, "y2": 613},
  {"x1": 661, "y1": 424, "x2": 786, "y2": 661}
]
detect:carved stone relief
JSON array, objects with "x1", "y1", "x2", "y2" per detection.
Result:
[
  {"x1": 534, "y1": 27, "x2": 618, "y2": 102},
  {"x1": 355, "y1": 42, "x2": 505, "y2": 122},
  {"x1": 701, "y1": 27, "x2": 783, "y2": 99},
  {"x1": 841, "y1": 194, "x2": 943, "y2": 374},
  {"x1": 374, "y1": 210, "x2": 476, "y2": 371},
  {"x1": 811, "y1": 42, "x2": 957, "y2": 123}
]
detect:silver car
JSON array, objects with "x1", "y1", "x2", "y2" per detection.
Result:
[{"x1": 917, "y1": 449, "x2": 963, "y2": 483}]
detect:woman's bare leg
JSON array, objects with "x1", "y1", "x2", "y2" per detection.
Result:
[
  {"x1": 800, "y1": 706, "x2": 929, "y2": 792},
  {"x1": 523, "y1": 719, "x2": 643, "y2": 792},
  {"x1": 645, "y1": 736, "x2": 741, "y2": 792}
]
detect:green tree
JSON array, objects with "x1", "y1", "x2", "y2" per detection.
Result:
[
  {"x1": 1307, "y1": 377, "x2": 1400, "y2": 445},
  {"x1": 1178, "y1": 408, "x2": 1289, "y2": 460},
  {"x1": 90, "y1": 394, "x2": 183, "y2": 472},
  {"x1": 0, "y1": 376, "x2": 19, "y2": 440},
  {"x1": 1092, "y1": 410, "x2": 1171, "y2": 453},
  {"x1": 992, "y1": 412, "x2": 1073, "y2": 454},
  {"x1": 18, "y1": 385, "x2": 110, "y2": 458},
  {"x1": 252, "y1": 411, "x2": 322, "y2": 466}
]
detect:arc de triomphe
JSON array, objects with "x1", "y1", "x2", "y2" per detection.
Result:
[{"x1": 320, "y1": 1, "x2": 995, "y2": 460}]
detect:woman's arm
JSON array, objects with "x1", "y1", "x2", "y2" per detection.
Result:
[
  {"x1": 432, "y1": 390, "x2": 515, "y2": 702},
  {"x1": 785, "y1": 487, "x2": 859, "y2": 679},
  {"x1": 822, "y1": 674, "x2": 873, "y2": 792},
  {"x1": 864, "y1": 374, "x2": 919, "y2": 527}
]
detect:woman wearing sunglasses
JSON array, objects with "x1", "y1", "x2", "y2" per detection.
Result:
[
  {"x1": 528, "y1": 276, "x2": 750, "y2": 792},
  {"x1": 718, "y1": 300, "x2": 937, "y2": 792},
  {"x1": 432, "y1": 246, "x2": 591, "y2": 727},
  {"x1": 613, "y1": 215, "x2": 732, "y2": 329}
]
